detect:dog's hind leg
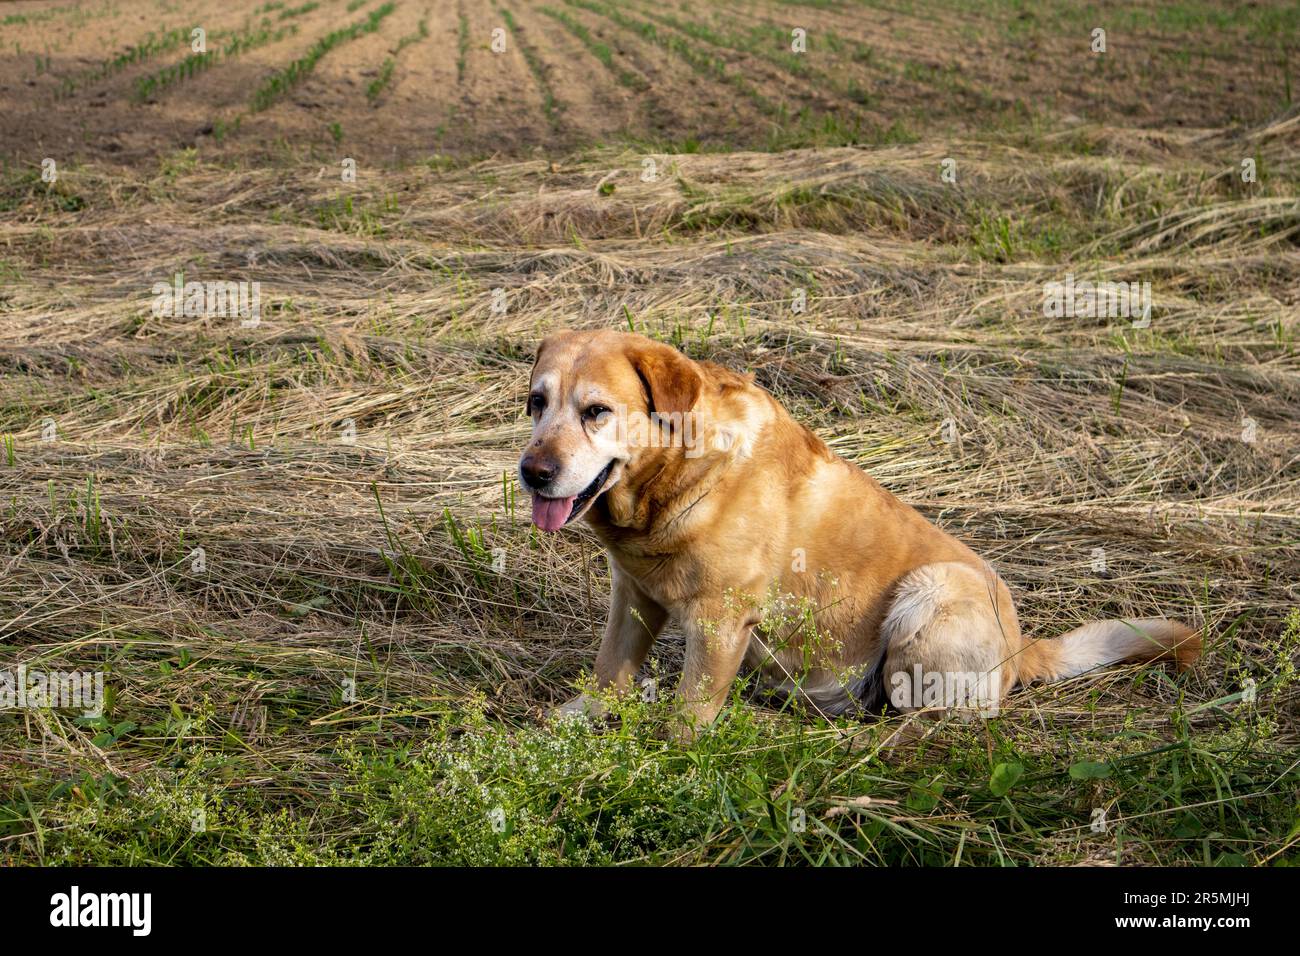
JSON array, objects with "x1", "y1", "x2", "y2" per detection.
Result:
[{"x1": 880, "y1": 562, "x2": 1021, "y2": 717}]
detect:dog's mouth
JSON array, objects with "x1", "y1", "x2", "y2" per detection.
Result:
[{"x1": 530, "y1": 460, "x2": 615, "y2": 532}]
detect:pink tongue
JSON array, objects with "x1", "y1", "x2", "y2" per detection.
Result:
[{"x1": 531, "y1": 494, "x2": 576, "y2": 532}]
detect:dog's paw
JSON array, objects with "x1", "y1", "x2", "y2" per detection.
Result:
[
  {"x1": 550, "y1": 693, "x2": 609, "y2": 723},
  {"x1": 663, "y1": 706, "x2": 714, "y2": 747},
  {"x1": 666, "y1": 720, "x2": 700, "y2": 747}
]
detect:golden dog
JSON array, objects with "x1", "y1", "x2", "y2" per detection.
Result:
[{"x1": 519, "y1": 329, "x2": 1199, "y2": 736}]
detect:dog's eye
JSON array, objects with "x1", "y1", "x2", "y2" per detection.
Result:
[
  {"x1": 527, "y1": 393, "x2": 546, "y2": 415},
  {"x1": 583, "y1": 405, "x2": 611, "y2": 423}
]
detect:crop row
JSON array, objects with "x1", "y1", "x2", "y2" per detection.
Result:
[
  {"x1": 539, "y1": 5, "x2": 645, "y2": 90},
  {"x1": 134, "y1": 22, "x2": 301, "y2": 102},
  {"x1": 249, "y1": 2, "x2": 397, "y2": 113},
  {"x1": 367, "y1": 14, "x2": 430, "y2": 103}
]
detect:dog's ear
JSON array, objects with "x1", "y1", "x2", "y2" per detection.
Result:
[{"x1": 626, "y1": 340, "x2": 701, "y2": 415}]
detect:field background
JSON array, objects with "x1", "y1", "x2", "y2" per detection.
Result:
[{"x1": 0, "y1": 0, "x2": 1297, "y2": 865}]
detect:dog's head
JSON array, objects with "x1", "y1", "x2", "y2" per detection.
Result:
[{"x1": 519, "y1": 330, "x2": 702, "y2": 531}]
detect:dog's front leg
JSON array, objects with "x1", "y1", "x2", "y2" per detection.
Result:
[
  {"x1": 674, "y1": 607, "x2": 755, "y2": 742},
  {"x1": 552, "y1": 566, "x2": 667, "y2": 721}
]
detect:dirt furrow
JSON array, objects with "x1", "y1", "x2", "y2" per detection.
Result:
[
  {"x1": 233, "y1": 1, "x2": 427, "y2": 160},
  {"x1": 442, "y1": 0, "x2": 551, "y2": 155},
  {"x1": 551, "y1": 0, "x2": 769, "y2": 149},
  {"x1": 374, "y1": 0, "x2": 462, "y2": 155},
  {"x1": 624, "y1": 0, "x2": 866, "y2": 122},
  {"x1": 1, "y1": 0, "x2": 267, "y2": 159},
  {"x1": 497, "y1": 1, "x2": 643, "y2": 148}
]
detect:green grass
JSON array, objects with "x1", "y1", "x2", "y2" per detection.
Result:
[{"x1": 5, "y1": 636, "x2": 1298, "y2": 865}]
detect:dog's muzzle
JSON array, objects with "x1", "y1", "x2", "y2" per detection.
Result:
[{"x1": 529, "y1": 460, "x2": 614, "y2": 531}]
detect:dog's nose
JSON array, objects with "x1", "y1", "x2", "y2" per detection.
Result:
[{"x1": 520, "y1": 455, "x2": 557, "y2": 490}]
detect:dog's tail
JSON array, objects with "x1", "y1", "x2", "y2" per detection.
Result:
[{"x1": 1019, "y1": 618, "x2": 1201, "y2": 684}]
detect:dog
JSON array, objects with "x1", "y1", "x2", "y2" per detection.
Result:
[{"x1": 519, "y1": 329, "x2": 1200, "y2": 737}]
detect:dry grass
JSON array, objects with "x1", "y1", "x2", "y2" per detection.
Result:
[{"x1": 0, "y1": 95, "x2": 1297, "y2": 864}]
